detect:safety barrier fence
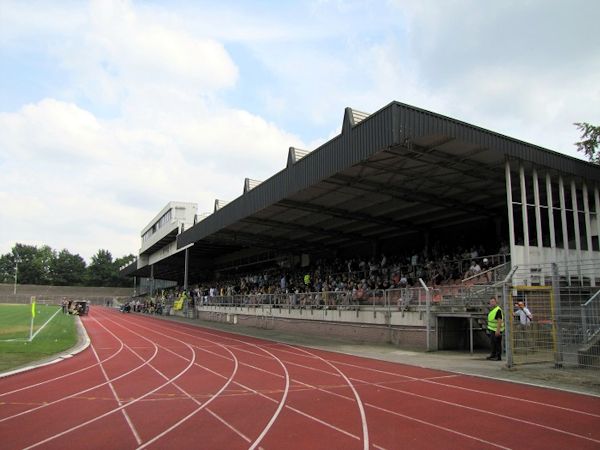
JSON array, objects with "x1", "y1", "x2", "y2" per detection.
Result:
[
  {"x1": 194, "y1": 287, "x2": 438, "y2": 311},
  {"x1": 504, "y1": 262, "x2": 600, "y2": 369}
]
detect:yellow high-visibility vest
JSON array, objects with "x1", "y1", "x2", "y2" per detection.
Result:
[{"x1": 487, "y1": 306, "x2": 505, "y2": 332}]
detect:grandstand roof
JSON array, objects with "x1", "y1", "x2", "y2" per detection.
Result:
[{"x1": 125, "y1": 101, "x2": 600, "y2": 284}]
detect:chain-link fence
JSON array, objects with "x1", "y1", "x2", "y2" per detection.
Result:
[{"x1": 504, "y1": 261, "x2": 600, "y2": 369}]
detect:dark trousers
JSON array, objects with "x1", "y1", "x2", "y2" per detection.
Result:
[{"x1": 489, "y1": 331, "x2": 503, "y2": 358}]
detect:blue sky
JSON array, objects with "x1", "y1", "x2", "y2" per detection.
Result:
[{"x1": 1, "y1": 0, "x2": 599, "y2": 261}]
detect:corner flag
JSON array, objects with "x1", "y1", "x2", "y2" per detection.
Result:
[{"x1": 29, "y1": 296, "x2": 36, "y2": 341}]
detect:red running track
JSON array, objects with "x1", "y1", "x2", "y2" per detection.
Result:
[{"x1": 1, "y1": 307, "x2": 599, "y2": 449}]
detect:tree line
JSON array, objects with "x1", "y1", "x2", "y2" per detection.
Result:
[{"x1": 0, "y1": 243, "x2": 136, "y2": 288}]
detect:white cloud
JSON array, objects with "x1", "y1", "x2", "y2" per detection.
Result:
[{"x1": 1, "y1": 0, "x2": 599, "y2": 264}]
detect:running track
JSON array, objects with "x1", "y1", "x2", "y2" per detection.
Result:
[{"x1": 1, "y1": 307, "x2": 599, "y2": 449}]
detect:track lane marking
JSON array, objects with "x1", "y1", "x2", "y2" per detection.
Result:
[
  {"x1": 119, "y1": 314, "x2": 363, "y2": 443},
  {"x1": 283, "y1": 344, "x2": 370, "y2": 450},
  {"x1": 0, "y1": 331, "x2": 160, "y2": 423},
  {"x1": 91, "y1": 344, "x2": 142, "y2": 445},
  {"x1": 365, "y1": 402, "x2": 511, "y2": 450},
  {"x1": 325, "y1": 358, "x2": 600, "y2": 419},
  {"x1": 0, "y1": 323, "x2": 125, "y2": 398},
  {"x1": 20, "y1": 313, "x2": 198, "y2": 449},
  {"x1": 353, "y1": 376, "x2": 600, "y2": 445},
  {"x1": 111, "y1": 311, "x2": 291, "y2": 450},
  {"x1": 97, "y1": 310, "x2": 249, "y2": 447}
]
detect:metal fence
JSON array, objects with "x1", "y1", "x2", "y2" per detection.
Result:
[
  {"x1": 504, "y1": 261, "x2": 600, "y2": 369},
  {"x1": 195, "y1": 287, "x2": 435, "y2": 312}
]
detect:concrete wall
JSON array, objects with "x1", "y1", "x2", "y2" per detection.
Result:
[
  {"x1": 196, "y1": 306, "x2": 430, "y2": 350},
  {"x1": 0, "y1": 283, "x2": 131, "y2": 304}
]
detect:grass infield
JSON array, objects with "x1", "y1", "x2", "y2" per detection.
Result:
[{"x1": 0, "y1": 304, "x2": 78, "y2": 373}]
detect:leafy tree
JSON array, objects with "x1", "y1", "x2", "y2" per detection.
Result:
[
  {"x1": 2, "y1": 243, "x2": 135, "y2": 287},
  {"x1": 0, "y1": 253, "x2": 16, "y2": 283},
  {"x1": 86, "y1": 249, "x2": 115, "y2": 286},
  {"x1": 574, "y1": 122, "x2": 600, "y2": 164},
  {"x1": 114, "y1": 254, "x2": 136, "y2": 287},
  {"x1": 33, "y1": 245, "x2": 54, "y2": 285},
  {"x1": 11, "y1": 244, "x2": 44, "y2": 285},
  {"x1": 50, "y1": 249, "x2": 87, "y2": 286}
]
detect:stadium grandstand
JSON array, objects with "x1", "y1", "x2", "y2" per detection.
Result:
[{"x1": 121, "y1": 100, "x2": 600, "y2": 368}]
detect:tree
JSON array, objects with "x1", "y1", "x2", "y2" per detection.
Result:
[
  {"x1": 33, "y1": 245, "x2": 54, "y2": 285},
  {"x1": 574, "y1": 122, "x2": 600, "y2": 164},
  {"x1": 86, "y1": 249, "x2": 117, "y2": 286},
  {"x1": 50, "y1": 249, "x2": 87, "y2": 286},
  {"x1": 11, "y1": 244, "x2": 45, "y2": 285},
  {"x1": 114, "y1": 254, "x2": 136, "y2": 287},
  {"x1": 0, "y1": 253, "x2": 16, "y2": 284}
]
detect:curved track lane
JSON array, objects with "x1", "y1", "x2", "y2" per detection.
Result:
[{"x1": 1, "y1": 307, "x2": 599, "y2": 450}]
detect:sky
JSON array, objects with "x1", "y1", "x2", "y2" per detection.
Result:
[{"x1": 1, "y1": 0, "x2": 599, "y2": 263}]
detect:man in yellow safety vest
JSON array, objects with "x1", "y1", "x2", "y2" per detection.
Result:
[{"x1": 486, "y1": 296, "x2": 504, "y2": 361}]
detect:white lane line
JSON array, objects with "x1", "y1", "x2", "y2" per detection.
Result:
[
  {"x1": 122, "y1": 316, "x2": 362, "y2": 443},
  {"x1": 273, "y1": 346, "x2": 600, "y2": 445},
  {"x1": 98, "y1": 310, "x2": 252, "y2": 445},
  {"x1": 0, "y1": 330, "x2": 159, "y2": 423},
  {"x1": 248, "y1": 347, "x2": 289, "y2": 450},
  {"x1": 365, "y1": 402, "x2": 511, "y2": 450},
  {"x1": 286, "y1": 345, "x2": 369, "y2": 450},
  {"x1": 91, "y1": 344, "x2": 142, "y2": 445},
  {"x1": 135, "y1": 351, "x2": 237, "y2": 450},
  {"x1": 328, "y1": 358, "x2": 600, "y2": 419},
  {"x1": 354, "y1": 376, "x2": 600, "y2": 445},
  {"x1": 190, "y1": 337, "x2": 510, "y2": 448},
  {"x1": 22, "y1": 339, "x2": 197, "y2": 449},
  {"x1": 97, "y1": 311, "x2": 247, "y2": 447},
  {"x1": 0, "y1": 326, "x2": 125, "y2": 398},
  {"x1": 115, "y1": 313, "x2": 291, "y2": 450}
]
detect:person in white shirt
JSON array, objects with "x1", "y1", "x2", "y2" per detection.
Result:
[
  {"x1": 514, "y1": 301, "x2": 533, "y2": 325},
  {"x1": 514, "y1": 300, "x2": 533, "y2": 352}
]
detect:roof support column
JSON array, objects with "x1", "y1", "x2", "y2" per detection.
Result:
[
  {"x1": 184, "y1": 247, "x2": 189, "y2": 290},
  {"x1": 559, "y1": 176, "x2": 570, "y2": 283},
  {"x1": 150, "y1": 264, "x2": 154, "y2": 297},
  {"x1": 545, "y1": 173, "x2": 557, "y2": 263},
  {"x1": 583, "y1": 183, "x2": 593, "y2": 252},
  {"x1": 519, "y1": 164, "x2": 530, "y2": 267},
  {"x1": 533, "y1": 169, "x2": 543, "y2": 251},
  {"x1": 505, "y1": 160, "x2": 516, "y2": 265},
  {"x1": 571, "y1": 180, "x2": 582, "y2": 283},
  {"x1": 583, "y1": 183, "x2": 594, "y2": 287}
]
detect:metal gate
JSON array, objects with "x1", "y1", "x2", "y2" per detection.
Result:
[{"x1": 507, "y1": 285, "x2": 558, "y2": 366}]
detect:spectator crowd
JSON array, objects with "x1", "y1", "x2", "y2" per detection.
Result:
[{"x1": 128, "y1": 241, "x2": 509, "y2": 312}]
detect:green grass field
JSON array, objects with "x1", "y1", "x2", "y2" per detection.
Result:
[{"x1": 0, "y1": 304, "x2": 78, "y2": 373}]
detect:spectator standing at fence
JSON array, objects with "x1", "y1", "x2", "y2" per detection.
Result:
[
  {"x1": 514, "y1": 301, "x2": 533, "y2": 326},
  {"x1": 486, "y1": 297, "x2": 504, "y2": 361},
  {"x1": 514, "y1": 300, "x2": 533, "y2": 352}
]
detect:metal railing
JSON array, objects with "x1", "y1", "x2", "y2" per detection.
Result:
[
  {"x1": 581, "y1": 290, "x2": 600, "y2": 344},
  {"x1": 504, "y1": 262, "x2": 600, "y2": 369}
]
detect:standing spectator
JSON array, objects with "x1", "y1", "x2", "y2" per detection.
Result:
[
  {"x1": 514, "y1": 301, "x2": 533, "y2": 325},
  {"x1": 486, "y1": 297, "x2": 504, "y2": 361},
  {"x1": 280, "y1": 274, "x2": 287, "y2": 292},
  {"x1": 481, "y1": 258, "x2": 491, "y2": 282},
  {"x1": 514, "y1": 301, "x2": 533, "y2": 351}
]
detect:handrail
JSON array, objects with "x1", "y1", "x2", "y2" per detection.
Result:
[
  {"x1": 462, "y1": 262, "x2": 509, "y2": 283},
  {"x1": 582, "y1": 289, "x2": 600, "y2": 307},
  {"x1": 580, "y1": 288, "x2": 600, "y2": 343}
]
